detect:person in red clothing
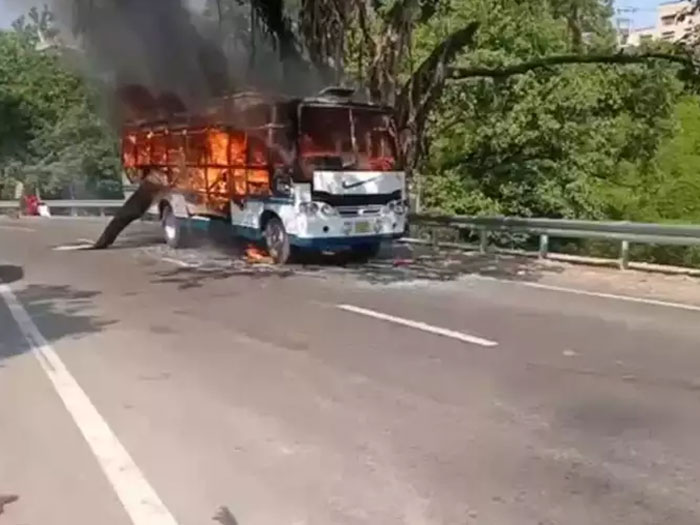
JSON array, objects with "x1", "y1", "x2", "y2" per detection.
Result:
[{"x1": 23, "y1": 195, "x2": 39, "y2": 216}]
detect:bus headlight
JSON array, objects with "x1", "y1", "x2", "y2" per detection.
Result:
[
  {"x1": 299, "y1": 202, "x2": 320, "y2": 216},
  {"x1": 383, "y1": 200, "x2": 406, "y2": 216},
  {"x1": 392, "y1": 201, "x2": 406, "y2": 215},
  {"x1": 319, "y1": 203, "x2": 339, "y2": 217}
]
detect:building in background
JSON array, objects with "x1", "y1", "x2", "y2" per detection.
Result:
[{"x1": 618, "y1": 1, "x2": 698, "y2": 47}]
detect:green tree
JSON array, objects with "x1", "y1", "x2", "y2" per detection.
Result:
[
  {"x1": 0, "y1": 9, "x2": 121, "y2": 200},
  {"x1": 636, "y1": 96, "x2": 700, "y2": 223},
  {"x1": 414, "y1": 1, "x2": 682, "y2": 218}
]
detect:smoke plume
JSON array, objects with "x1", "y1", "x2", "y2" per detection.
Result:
[
  {"x1": 30, "y1": 0, "x2": 323, "y2": 122},
  {"x1": 45, "y1": 0, "x2": 229, "y2": 114}
]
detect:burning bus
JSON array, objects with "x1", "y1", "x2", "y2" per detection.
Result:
[{"x1": 120, "y1": 87, "x2": 407, "y2": 263}]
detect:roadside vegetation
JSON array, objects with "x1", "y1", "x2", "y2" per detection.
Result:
[{"x1": 0, "y1": 6, "x2": 121, "y2": 201}]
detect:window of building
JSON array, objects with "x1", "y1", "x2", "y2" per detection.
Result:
[
  {"x1": 661, "y1": 15, "x2": 675, "y2": 26},
  {"x1": 661, "y1": 30, "x2": 675, "y2": 40}
]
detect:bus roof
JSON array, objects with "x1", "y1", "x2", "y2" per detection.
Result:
[{"x1": 122, "y1": 88, "x2": 394, "y2": 127}]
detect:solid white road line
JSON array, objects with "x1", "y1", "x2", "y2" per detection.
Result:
[
  {"x1": 337, "y1": 304, "x2": 498, "y2": 347},
  {"x1": 0, "y1": 284, "x2": 180, "y2": 525},
  {"x1": 471, "y1": 275, "x2": 700, "y2": 313}
]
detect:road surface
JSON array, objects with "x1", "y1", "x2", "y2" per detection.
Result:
[{"x1": 1, "y1": 217, "x2": 700, "y2": 525}]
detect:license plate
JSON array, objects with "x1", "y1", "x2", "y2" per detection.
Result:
[{"x1": 355, "y1": 221, "x2": 371, "y2": 234}]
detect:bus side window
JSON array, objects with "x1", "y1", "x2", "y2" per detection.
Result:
[
  {"x1": 248, "y1": 135, "x2": 267, "y2": 167},
  {"x1": 270, "y1": 128, "x2": 294, "y2": 167},
  {"x1": 247, "y1": 136, "x2": 270, "y2": 195}
]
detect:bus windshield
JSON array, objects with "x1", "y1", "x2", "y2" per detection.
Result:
[{"x1": 298, "y1": 105, "x2": 399, "y2": 178}]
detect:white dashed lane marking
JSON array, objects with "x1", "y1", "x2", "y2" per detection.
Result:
[
  {"x1": 53, "y1": 243, "x2": 94, "y2": 251},
  {"x1": 472, "y1": 275, "x2": 700, "y2": 313},
  {"x1": 337, "y1": 304, "x2": 498, "y2": 347}
]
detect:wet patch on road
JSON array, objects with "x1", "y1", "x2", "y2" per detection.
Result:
[
  {"x1": 141, "y1": 244, "x2": 296, "y2": 290},
  {"x1": 135, "y1": 239, "x2": 559, "y2": 290}
]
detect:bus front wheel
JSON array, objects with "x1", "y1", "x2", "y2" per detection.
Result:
[
  {"x1": 264, "y1": 217, "x2": 291, "y2": 264},
  {"x1": 161, "y1": 204, "x2": 182, "y2": 249}
]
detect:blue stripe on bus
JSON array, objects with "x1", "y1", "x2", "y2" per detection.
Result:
[
  {"x1": 289, "y1": 234, "x2": 400, "y2": 250},
  {"x1": 245, "y1": 196, "x2": 295, "y2": 205},
  {"x1": 177, "y1": 217, "x2": 400, "y2": 249}
]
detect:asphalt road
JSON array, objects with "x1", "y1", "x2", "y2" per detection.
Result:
[{"x1": 2, "y1": 217, "x2": 700, "y2": 525}]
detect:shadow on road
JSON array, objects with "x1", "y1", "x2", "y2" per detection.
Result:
[{"x1": 0, "y1": 284, "x2": 116, "y2": 364}]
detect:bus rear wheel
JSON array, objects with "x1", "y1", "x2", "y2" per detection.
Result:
[
  {"x1": 264, "y1": 217, "x2": 291, "y2": 265},
  {"x1": 161, "y1": 204, "x2": 181, "y2": 248}
]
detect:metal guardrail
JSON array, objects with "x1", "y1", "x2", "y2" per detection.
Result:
[
  {"x1": 0, "y1": 199, "x2": 125, "y2": 215},
  {"x1": 3, "y1": 201, "x2": 700, "y2": 270},
  {"x1": 410, "y1": 213, "x2": 700, "y2": 270}
]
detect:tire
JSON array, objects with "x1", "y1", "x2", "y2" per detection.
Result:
[
  {"x1": 161, "y1": 204, "x2": 181, "y2": 248},
  {"x1": 94, "y1": 171, "x2": 164, "y2": 249},
  {"x1": 263, "y1": 216, "x2": 291, "y2": 264}
]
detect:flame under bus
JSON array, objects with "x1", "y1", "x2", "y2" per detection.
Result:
[{"x1": 121, "y1": 89, "x2": 407, "y2": 263}]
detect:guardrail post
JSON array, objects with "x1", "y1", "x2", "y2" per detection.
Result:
[
  {"x1": 619, "y1": 240, "x2": 630, "y2": 270},
  {"x1": 479, "y1": 229, "x2": 488, "y2": 254},
  {"x1": 70, "y1": 206, "x2": 78, "y2": 218},
  {"x1": 539, "y1": 234, "x2": 549, "y2": 259},
  {"x1": 430, "y1": 228, "x2": 439, "y2": 249}
]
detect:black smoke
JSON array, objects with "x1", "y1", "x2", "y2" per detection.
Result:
[{"x1": 49, "y1": 0, "x2": 230, "y2": 114}]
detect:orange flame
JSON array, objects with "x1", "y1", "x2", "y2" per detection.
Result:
[
  {"x1": 245, "y1": 244, "x2": 272, "y2": 263},
  {"x1": 122, "y1": 125, "x2": 271, "y2": 214}
]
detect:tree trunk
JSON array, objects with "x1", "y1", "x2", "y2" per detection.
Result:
[
  {"x1": 448, "y1": 52, "x2": 693, "y2": 80},
  {"x1": 395, "y1": 22, "x2": 480, "y2": 174},
  {"x1": 93, "y1": 172, "x2": 164, "y2": 249}
]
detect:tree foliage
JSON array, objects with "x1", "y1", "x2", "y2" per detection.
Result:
[
  {"x1": 0, "y1": 7, "x2": 121, "y2": 200},
  {"x1": 417, "y1": 0, "x2": 685, "y2": 219},
  {"x1": 630, "y1": 96, "x2": 700, "y2": 223}
]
